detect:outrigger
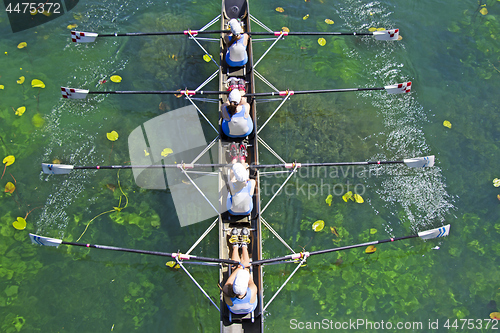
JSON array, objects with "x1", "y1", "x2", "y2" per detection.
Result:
[{"x1": 36, "y1": 0, "x2": 449, "y2": 332}]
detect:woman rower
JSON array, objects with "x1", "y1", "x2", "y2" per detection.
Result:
[
  {"x1": 221, "y1": 89, "x2": 253, "y2": 138},
  {"x1": 224, "y1": 18, "x2": 249, "y2": 67},
  {"x1": 226, "y1": 144, "x2": 255, "y2": 216},
  {"x1": 222, "y1": 228, "x2": 258, "y2": 315}
]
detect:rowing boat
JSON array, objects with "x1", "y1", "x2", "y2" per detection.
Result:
[
  {"x1": 217, "y1": 0, "x2": 263, "y2": 330},
  {"x1": 33, "y1": 1, "x2": 451, "y2": 332}
]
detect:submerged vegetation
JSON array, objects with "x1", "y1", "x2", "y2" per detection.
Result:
[{"x1": 0, "y1": 0, "x2": 499, "y2": 332}]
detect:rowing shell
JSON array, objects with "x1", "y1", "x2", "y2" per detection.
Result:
[{"x1": 217, "y1": 0, "x2": 263, "y2": 331}]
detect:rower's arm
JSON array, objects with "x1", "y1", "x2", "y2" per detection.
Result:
[
  {"x1": 223, "y1": 266, "x2": 242, "y2": 293},
  {"x1": 221, "y1": 104, "x2": 230, "y2": 120}
]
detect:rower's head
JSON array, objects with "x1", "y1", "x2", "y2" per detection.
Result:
[
  {"x1": 233, "y1": 268, "x2": 250, "y2": 297},
  {"x1": 227, "y1": 89, "x2": 241, "y2": 115},
  {"x1": 232, "y1": 163, "x2": 249, "y2": 183},
  {"x1": 229, "y1": 19, "x2": 242, "y2": 37}
]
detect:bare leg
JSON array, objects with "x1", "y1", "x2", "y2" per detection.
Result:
[
  {"x1": 240, "y1": 244, "x2": 250, "y2": 267},
  {"x1": 231, "y1": 244, "x2": 240, "y2": 262}
]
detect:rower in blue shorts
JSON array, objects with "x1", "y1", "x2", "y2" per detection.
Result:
[
  {"x1": 221, "y1": 89, "x2": 253, "y2": 138},
  {"x1": 224, "y1": 18, "x2": 249, "y2": 67},
  {"x1": 226, "y1": 143, "x2": 255, "y2": 216}
]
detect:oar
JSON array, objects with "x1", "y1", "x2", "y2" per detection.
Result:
[
  {"x1": 60, "y1": 82, "x2": 410, "y2": 99},
  {"x1": 29, "y1": 233, "x2": 238, "y2": 265},
  {"x1": 259, "y1": 155, "x2": 434, "y2": 169},
  {"x1": 60, "y1": 87, "x2": 228, "y2": 99},
  {"x1": 248, "y1": 82, "x2": 412, "y2": 96},
  {"x1": 70, "y1": 30, "x2": 229, "y2": 42},
  {"x1": 250, "y1": 28, "x2": 400, "y2": 41},
  {"x1": 71, "y1": 29, "x2": 400, "y2": 43},
  {"x1": 41, "y1": 156, "x2": 434, "y2": 175},
  {"x1": 252, "y1": 224, "x2": 451, "y2": 266}
]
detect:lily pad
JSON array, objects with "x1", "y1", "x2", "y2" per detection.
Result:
[
  {"x1": 32, "y1": 113, "x2": 45, "y2": 127},
  {"x1": 15, "y1": 106, "x2": 26, "y2": 116},
  {"x1": 325, "y1": 194, "x2": 333, "y2": 206},
  {"x1": 203, "y1": 54, "x2": 212, "y2": 62},
  {"x1": 3, "y1": 155, "x2": 15, "y2": 166},
  {"x1": 161, "y1": 148, "x2": 173, "y2": 157},
  {"x1": 342, "y1": 191, "x2": 353, "y2": 202},
  {"x1": 365, "y1": 245, "x2": 377, "y2": 254},
  {"x1": 166, "y1": 261, "x2": 180, "y2": 269},
  {"x1": 312, "y1": 220, "x2": 325, "y2": 232},
  {"x1": 490, "y1": 312, "x2": 500, "y2": 320},
  {"x1": 110, "y1": 75, "x2": 122, "y2": 83},
  {"x1": 353, "y1": 193, "x2": 364, "y2": 203},
  {"x1": 31, "y1": 79, "x2": 45, "y2": 88},
  {"x1": 13, "y1": 217, "x2": 26, "y2": 230},
  {"x1": 107, "y1": 131, "x2": 119, "y2": 141},
  {"x1": 5, "y1": 182, "x2": 15, "y2": 194}
]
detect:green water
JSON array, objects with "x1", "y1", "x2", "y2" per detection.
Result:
[{"x1": 0, "y1": 0, "x2": 499, "y2": 332}]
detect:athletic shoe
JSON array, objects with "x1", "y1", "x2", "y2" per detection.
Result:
[
  {"x1": 240, "y1": 228, "x2": 251, "y2": 246},
  {"x1": 229, "y1": 228, "x2": 240, "y2": 245},
  {"x1": 238, "y1": 79, "x2": 246, "y2": 92},
  {"x1": 229, "y1": 142, "x2": 239, "y2": 160},
  {"x1": 227, "y1": 77, "x2": 238, "y2": 91},
  {"x1": 239, "y1": 143, "x2": 248, "y2": 157}
]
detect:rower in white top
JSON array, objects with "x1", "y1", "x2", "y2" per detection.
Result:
[{"x1": 224, "y1": 19, "x2": 249, "y2": 67}]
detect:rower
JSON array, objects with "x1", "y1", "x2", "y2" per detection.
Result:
[
  {"x1": 224, "y1": 18, "x2": 249, "y2": 67},
  {"x1": 221, "y1": 89, "x2": 253, "y2": 138},
  {"x1": 223, "y1": 228, "x2": 258, "y2": 315},
  {"x1": 226, "y1": 146, "x2": 255, "y2": 216}
]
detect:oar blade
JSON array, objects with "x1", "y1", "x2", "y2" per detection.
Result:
[
  {"x1": 29, "y1": 233, "x2": 63, "y2": 247},
  {"x1": 418, "y1": 224, "x2": 450, "y2": 240},
  {"x1": 71, "y1": 31, "x2": 98, "y2": 43},
  {"x1": 403, "y1": 155, "x2": 435, "y2": 168},
  {"x1": 373, "y1": 28, "x2": 400, "y2": 41},
  {"x1": 385, "y1": 81, "x2": 412, "y2": 94},
  {"x1": 42, "y1": 163, "x2": 74, "y2": 175},
  {"x1": 61, "y1": 87, "x2": 89, "y2": 99}
]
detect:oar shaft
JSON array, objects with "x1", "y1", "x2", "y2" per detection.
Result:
[
  {"x1": 60, "y1": 241, "x2": 237, "y2": 265},
  {"x1": 248, "y1": 32, "x2": 373, "y2": 36},
  {"x1": 252, "y1": 235, "x2": 418, "y2": 265},
  {"x1": 253, "y1": 160, "x2": 404, "y2": 169},
  {"x1": 86, "y1": 90, "x2": 227, "y2": 95},
  {"x1": 246, "y1": 87, "x2": 385, "y2": 97},
  {"x1": 308, "y1": 235, "x2": 418, "y2": 256},
  {"x1": 96, "y1": 30, "x2": 227, "y2": 37}
]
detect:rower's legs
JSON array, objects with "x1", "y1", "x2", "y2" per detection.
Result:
[
  {"x1": 231, "y1": 244, "x2": 241, "y2": 262},
  {"x1": 240, "y1": 244, "x2": 250, "y2": 266}
]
